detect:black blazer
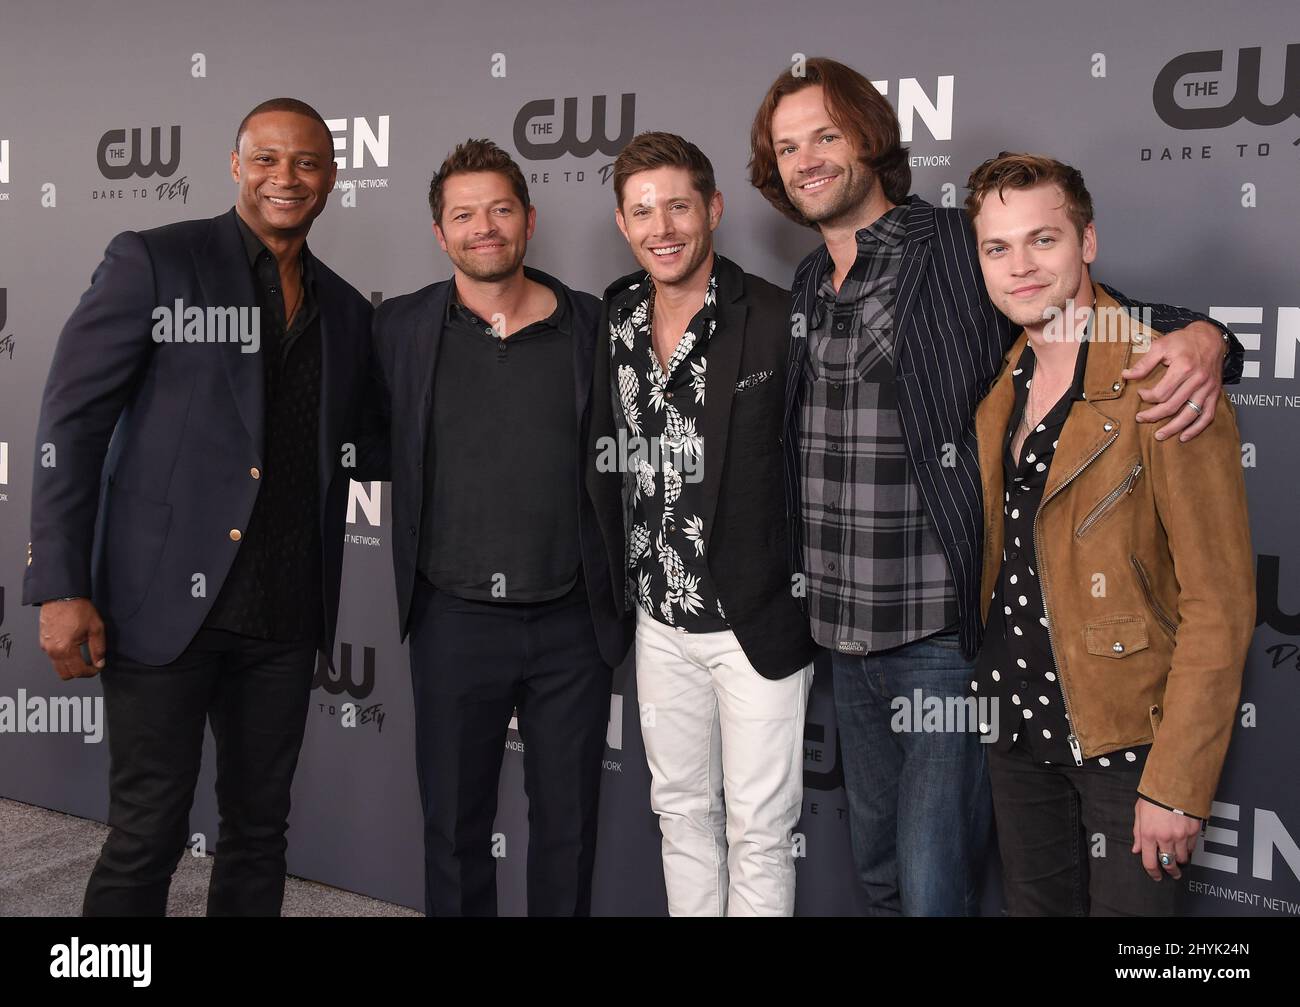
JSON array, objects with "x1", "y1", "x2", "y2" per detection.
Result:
[
  {"x1": 587, "y1": 253, "x2": 817, "y2": 680},
  {"x1": 785, "y1": 194, "x2": 1246, "y2": 659},
  {"x1": 358, "y1": 266, "x2": 631, "y2": 670},
  {"x1": 24, "y1": 208, "x2": 374, "y2": 665}
]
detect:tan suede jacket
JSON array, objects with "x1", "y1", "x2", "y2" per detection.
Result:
[{"x1": 975, "y1": 285, "x2": 1255, "y2": 819}]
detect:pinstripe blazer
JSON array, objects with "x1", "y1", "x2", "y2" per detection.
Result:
[{"x1": 783, "y1": 194, "x2": 1242, "y2": 659}]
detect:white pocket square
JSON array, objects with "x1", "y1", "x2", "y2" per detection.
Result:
[{"x1": 735, "y1": 370, "x2": 773, "y2": 393}]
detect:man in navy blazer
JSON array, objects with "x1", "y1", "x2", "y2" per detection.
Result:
[
  {"x1": 358, "y1": 139, "x2": 629, "y2": 916},
  {"x1": 25, "y1": 99, "x2": 373, "y2": 916}
]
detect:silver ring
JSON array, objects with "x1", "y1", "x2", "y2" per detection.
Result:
[
  {"x1": 1158, "y1": 852, "x2": 1173, "y2": 868},
  {"x1": 1185, "y1": 399, "x2": 1203, "y2": 415}
]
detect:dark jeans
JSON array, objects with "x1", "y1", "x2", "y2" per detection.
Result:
[
  {"x1": 408, "y1": 575, "x2": 612, "y2": 917},
  {"x1": 989, "y1": 744, "x2": 1187, "y2": 916},
  {"x1": 832, "y1": 629, "x2": 992, "y2": 916},
  {"x1": 84, "y1": 628, "x2": 317, "y2": 916}
]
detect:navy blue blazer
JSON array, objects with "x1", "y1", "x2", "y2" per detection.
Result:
[
  {"x1": 784, "y1": 195, "x2": 1244, "y2": 658},
  {"x1": 24, "y1": 208, "x2": 374, "y2": 665},
  {"x1": 358, "y1": 267, "x2": 631, "y2": 670}
]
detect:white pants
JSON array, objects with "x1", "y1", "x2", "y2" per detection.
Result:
[{"x1": 635, "y1": 609, "x2": 813, "y2": 916}]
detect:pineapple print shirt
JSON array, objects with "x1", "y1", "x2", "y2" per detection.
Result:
[{"x1": 609, "y1": 270, "x2": 727, "y2": 632}]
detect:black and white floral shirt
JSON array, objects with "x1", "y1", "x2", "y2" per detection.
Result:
[{"x1": 609, "y1": 271, "x2": 727, "y2": 632}]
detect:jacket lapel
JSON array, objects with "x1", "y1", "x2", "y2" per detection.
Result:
[
  {"x1": 572, "y1": 299, "x2": 594, "y2": 426},
  {"x1": 1043, "y1": 399, "x2": 1118, "y2": 502},
  {"x1": 194, "y1": 209, "x2": 262, "y2": 453},
  {"x1": 699, "y1": 255, "x2": 746, "y2": 537},
  {"x1": 974, "y1": 333, "x2": 1022, "y2": 621},
  {"x1": 313, "y1": 266, "x2": 358, "y2": 515},
  {"x1": 1041, "y1": 286, "x2": 1143, "y2": 502},
  {"x1": 784, "y1": 245, "x2": 825, "y2": 433},
  {"x1": 409, "y1": 282, "x2": 450, "y2": 467},
  {"x1": 975, "y1": 333, "x2": 1023, "y2": 498},
  {"x1": 891, "y1": 195, "x2": 937, "y2": 375}
]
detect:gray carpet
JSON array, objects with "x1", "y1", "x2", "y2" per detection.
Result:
[{"x1": 0, "y1": 798, "x2": 418, "y2": 917}]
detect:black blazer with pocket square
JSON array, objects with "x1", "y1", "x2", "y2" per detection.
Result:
[{"x1": 587, "y1": 252, "x2": 816, "y2": 679}]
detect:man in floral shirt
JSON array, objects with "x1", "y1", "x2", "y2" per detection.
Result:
[
  {"x1": 588, "y1": 132, "x2": 816, "y2": 915},
  {"x1": 611, "y1": 270, "x2": 723, "y2": 629}
]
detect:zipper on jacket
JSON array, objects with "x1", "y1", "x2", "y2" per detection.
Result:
[
  {"x1": 1074, "y1": 461, "x2": 1143, "y2": 539},
  {"x1": 1033, "y1": 424, "x2": 1118, "y2": 766},
  {"x1": 1131, "y1": 554, "x2": 1179, "y2": 638}
]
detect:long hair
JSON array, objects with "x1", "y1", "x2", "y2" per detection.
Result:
[{"x1": 748, "y1": 57, "x2": 910, "y2": 227}]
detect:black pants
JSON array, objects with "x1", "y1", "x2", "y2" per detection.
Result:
[
  {"x1": 408, "y1": 575, "x2": 612, "y2": 917},
  {"x1": 989, "y1": 745, "x2": 1188, "y2": 916},
  {"x1": 83, "y1": 628, "x2": 317, "y2": 916}
]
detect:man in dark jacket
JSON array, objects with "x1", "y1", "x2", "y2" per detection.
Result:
[
  {"x1": 26, "y1": 99, "x2": 374, "y2": 916},
  {"x1": 588, "y1": 132, "x2": 817, "y2": 916},
  {"x1": 359, "y1": 139, "x2": 629, "y2": 917}
]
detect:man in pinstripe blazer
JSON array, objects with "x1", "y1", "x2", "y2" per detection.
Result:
[{"x1": 747, "y1": 58, "x2": 1243, "y2": 916}]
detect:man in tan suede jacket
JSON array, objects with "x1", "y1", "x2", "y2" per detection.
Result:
[{"x1": 965, "y1": 152, "x2": 1254, "y2": 916}]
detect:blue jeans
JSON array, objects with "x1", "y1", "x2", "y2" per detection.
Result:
[{"x1": 832, "y1": 630, "x2": 992, "y2": 915}]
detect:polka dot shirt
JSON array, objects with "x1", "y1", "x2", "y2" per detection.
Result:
[{"x1": 973, "y1": 332, "x2": 1149, "y2": 770}]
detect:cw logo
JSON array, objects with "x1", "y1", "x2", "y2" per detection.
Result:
[
  {"x1": 803, "y1": 714, "x2": 844, "y2": 792},
  {"x1": 313, "y1": 642, "x2": 376, "y2": 699},
  {"x1": 1154, "y1": 44, "x2": 1300, "y2": 130},
  {"x1": 513, "y1": 94, "x2": 636, "y2": 160},
  {"x1": 96, "y1": 127, "x2": 181, "y2": 180}
]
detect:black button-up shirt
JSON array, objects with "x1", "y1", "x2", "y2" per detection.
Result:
[
  {"x1": 417, "y1": 277, "x2": 581, "y2": 602},
  {"x1": 974, "y1": 323, "x2": 1149, "y2": 772},
  {"x1": 204, "y1": 212, "x2": 323, "y2": 643},
  {"x1": 610, "y1": 269, "x2": 726, "y2": 631}
]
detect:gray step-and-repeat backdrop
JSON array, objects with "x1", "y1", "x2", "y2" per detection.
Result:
[{"x1": 1, "y1": 0, "x2": 1296, "y2": 916}]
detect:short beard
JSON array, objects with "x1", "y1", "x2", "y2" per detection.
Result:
[
  {"x1": 794, "y1": 160, "x2": 875, "y2": 226},
  {"x1": 449, "y1": 244, "x2": 524, "y2": 283}
]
